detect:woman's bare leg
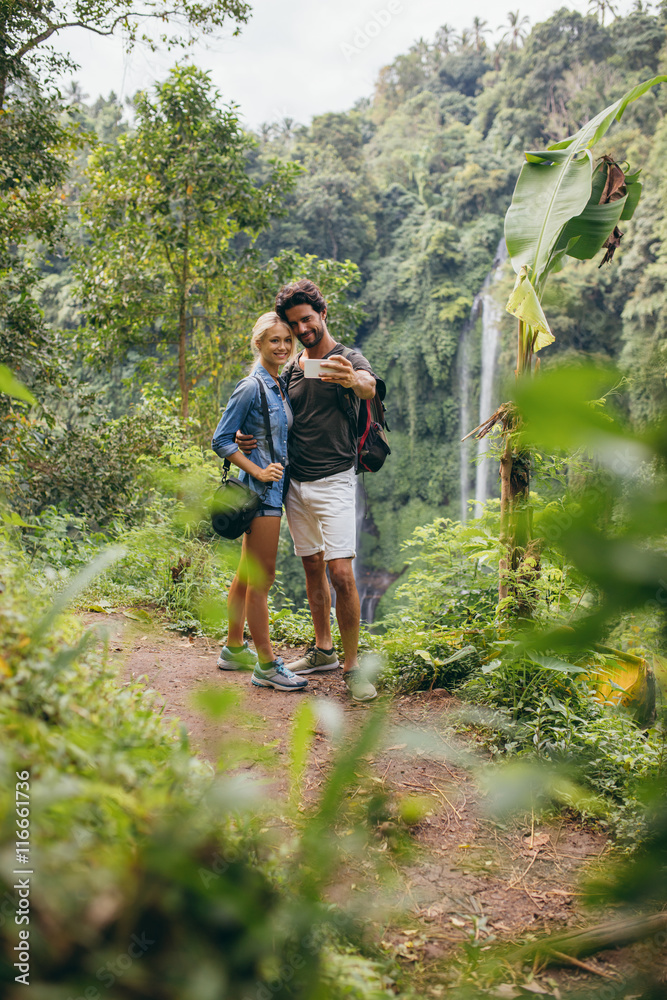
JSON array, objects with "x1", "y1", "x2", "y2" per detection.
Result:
[
  {"x1": 243, "y1": 516, "x2": 281, "y2": 663},
  {"x1": 226, "y1": 539, "x2": 248, "y2": 647}
]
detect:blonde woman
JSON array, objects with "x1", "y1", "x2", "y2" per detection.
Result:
[{"x1": 211, "y1": 313, "x2": 306, "y2": 691}]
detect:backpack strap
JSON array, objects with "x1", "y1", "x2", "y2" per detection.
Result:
[
  {"x1": 253, "y1": 375, "x2": 276, "y2": 464},
  {"x1": 335, "y1": 346, "x2": 380, "y2": 439},
  {"x1": 281, "y1": 353, "x2": 301, "y2": 394}
]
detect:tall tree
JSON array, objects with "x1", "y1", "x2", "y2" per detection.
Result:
[
  {"x1": 0, "y1": 0, "x2": 252, "y2": 408},
  {"x1": 471, "y1": 17, "x2": 491, "y2": 53},
  {"x1": 588, "y1": 0, "x2": 619, "y2": 26},
  {"x1": 498, "y1": 10, "x2": 531, "y2": 50},
  {"x1": 434, "y1": 23, "x2": 457, "y2": 54},
  {"x1": 0, "y1": 72, "x2": 75, "y2": 403},
  {"x1": 78, "y1": 65, "x2": 299, "y2": 420},
  {"x1": 0, "y1": 0, "x2": 250, "y2": 111}
]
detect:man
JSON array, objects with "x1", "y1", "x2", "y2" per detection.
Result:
[{"x1": 237, "y1": 279, "x2": 378, "y2": 702}]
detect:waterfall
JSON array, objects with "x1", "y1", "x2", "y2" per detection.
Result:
[
  {"x1": 354, "y1": 478, "x2": 398, "y2": 624},
  {"x1": 458, "y1": 292, "x2": 482, "y2": 522},
  {"x1": 473, "y1": 239, "x2": 508, "y2": 513},
  {"x1": 354, "y1": 478, "x2": 373, "y2": 622}
]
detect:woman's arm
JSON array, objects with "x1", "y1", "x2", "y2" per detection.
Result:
[
  {"x1": 226, "y1": 449, "x2": 284, "y2": 483},
  {"x1": 212, "y1": 379, "x2": 257, "y2": 459},
  {"x1": 212, "y1": 378, "x2": 283, "y2": 483}
]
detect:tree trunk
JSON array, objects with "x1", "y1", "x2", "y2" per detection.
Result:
[
  {"x1": 498, "y1": 436, "x2": 513, "y2": 602},
  {"x1": 179, "y1": 217, "x2": 190, "y2": 421},
  {"x1": 178, "y1": 291, "x2": 188, "y2": 421},
  {"x1": 498, "y1": 318, "x2": 538, "y2": 613}
]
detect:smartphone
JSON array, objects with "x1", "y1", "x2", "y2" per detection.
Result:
[{"x1": 303, "y1": 359, "x2": 329, "y2": 379}]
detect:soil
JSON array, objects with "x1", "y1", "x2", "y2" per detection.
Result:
[{"x1": 86, "y1": 611, "x2": 652, "y2": 996}]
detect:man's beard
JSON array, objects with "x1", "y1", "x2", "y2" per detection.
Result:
[{"x1": 297, "y1": 317, "x2": 325, "y2": 347}]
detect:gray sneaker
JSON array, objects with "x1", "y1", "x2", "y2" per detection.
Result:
[
  {"x1": 217, "y1": 641, "x2": 258, "y2": 670},
  {"x1": 344, "y1": 669, "x2": 377, "y2": 702},
  {"x1": 289, "y1": 645, "x2": 340, "y2": 675},
  {"x1": 251, "y1": 657, "x2": 308, "y2": 691}
]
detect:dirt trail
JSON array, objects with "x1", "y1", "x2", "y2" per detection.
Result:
[{"x1": 88, "y1": 612, "x2": 627, "y2": 985}]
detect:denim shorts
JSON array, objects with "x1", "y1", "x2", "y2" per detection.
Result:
[{"x1": 255, "y1": 504, "x2": 282, "y2": 518}]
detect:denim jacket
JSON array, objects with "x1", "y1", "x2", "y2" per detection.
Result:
[{"x1": 211, "y1": 363, "x2": 291, "y2": 509}]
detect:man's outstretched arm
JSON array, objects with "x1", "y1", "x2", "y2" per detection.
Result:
[{"x1": 319, "y1": 357, "x2": 376, "y2": 399}]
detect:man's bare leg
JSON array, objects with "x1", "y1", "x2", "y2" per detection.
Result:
[
  {"x1": 302, "y1": 552, "x2": 333, "y2": 649},
  {"x1": 327, "y1": 557, "x2": 360, "y2": 672}
]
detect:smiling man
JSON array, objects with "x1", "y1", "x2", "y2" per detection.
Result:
[{"x1": 238, "y1": 278, "x2": 378, "y2": 701}]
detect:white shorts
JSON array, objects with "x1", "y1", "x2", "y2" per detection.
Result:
[{"x1": 285, "y1": 466, "x2": 356, "y2": 561}]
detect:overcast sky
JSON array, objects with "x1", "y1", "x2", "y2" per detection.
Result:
[{"x1": 54, "y1": 0, "x2": 631, "y2": 129}]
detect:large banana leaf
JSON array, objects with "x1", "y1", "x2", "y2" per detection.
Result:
[
  {"x1": 506, "y1": 270, "x2": 554, "y2": 352},
  {"x1": 505, "y1": 75, "x2": 667, "y2": 279},
  {"x1": 554, "y1": 164, "x2": 626, "y2": 261},
  {"x1": 621, "y1": 169, "x2": 643, "y2": 221},
  {"x1": 553, "y1": 162, "x2": 643, "y2": 262}
]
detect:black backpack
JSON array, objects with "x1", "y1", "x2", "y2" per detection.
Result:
[
  {"x1": 284, "y1": 347, "x2": 390, "y2": 474},
  {"x1": 337, "y1": 348, "x2": 390, "y2": 473}
]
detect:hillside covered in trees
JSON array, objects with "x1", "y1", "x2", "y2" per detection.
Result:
[{"x1": 253, "y1": 3, "x2": 667, "y2": 608}]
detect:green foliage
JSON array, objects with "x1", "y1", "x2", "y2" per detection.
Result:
[
  {"x1": 378, "y1": 624, "x2": 480, "y2": 693},
  {"x1": 77, "y1": 64, "x2": 299, "y2": 417},
  {"x1": 0, "y1": 75, "x2": 75, "y2": 416},
  {"x1": 463, "y1": 657, "x2": 666, "y2": 840},
  {"x1": 0, "y1": 530, "x2": 402, "y2": 999},
  {"x1": 2, "y1": 384, "x2": 188, "y2": 522}
]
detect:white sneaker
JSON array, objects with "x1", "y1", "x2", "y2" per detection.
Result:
[
  {"x1": 289, "y1": 645, "x2": 340, "y2": 674},
  {"x1": 251, "y1": 657, "x2": 308, "y2": 691}
]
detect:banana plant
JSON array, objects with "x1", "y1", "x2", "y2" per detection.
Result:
[
  {"x1": 504, "y1": 76, "x2": 667, "y2": 371},
  {"x1": 471, "y1": 75, "x2": 667, "y2": 608}
]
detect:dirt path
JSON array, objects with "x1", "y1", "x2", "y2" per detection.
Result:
[{"x1": 88, "y1": 612, "x2": 631, "y2": 991}]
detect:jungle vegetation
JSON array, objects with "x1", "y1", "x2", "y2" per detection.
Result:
[{"x1": 1, "y1": 2, "x2": 667, "y2": 997}]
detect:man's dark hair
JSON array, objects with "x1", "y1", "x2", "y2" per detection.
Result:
[{"x1": 275, "y1": 279, "x2": 327, "y2": 322}]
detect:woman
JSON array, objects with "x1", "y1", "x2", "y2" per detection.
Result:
[{"x1": 211, "y1": 313, "x2": 307, "y2": 692}]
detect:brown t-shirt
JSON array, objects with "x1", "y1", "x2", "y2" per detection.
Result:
[{"x1": 286, "y1": 343, "x2": 374, "y2": 482}]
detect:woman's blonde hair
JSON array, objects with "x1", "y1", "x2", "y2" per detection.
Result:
[{"x1": 250, "y1": 311, "x2": 296, "y2": 362}]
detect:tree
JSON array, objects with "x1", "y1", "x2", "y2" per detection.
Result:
[
  {"x1": 458, "y1": 29, "x2": 472, "y2": 52},
  {"x1": 588, "y1": 0, "x2": 619, "y2": 26},
  {"x1": 63, "y1": 79, "x2": 89, "y2": 105},
  {"x1": 471, "y1": 17, "x2": 491, "y2": 54},
  {"x1": 0, "y1": 0, "x2": 251, "y2": 421},
  {"x1": 0, "y1": 0, "x2": 250, "y2": 110},
  {"x1": 0, "y1": 72, "x2": 76, "y2": 408},
  {"x1": 498, "y1": 10, "x2": 530, "y2": 50},
  {"x1": 78, "y1": 65, "x2": 299, "y2": 419},
  {"x1": 434, "y1": 23, "x2": 457, "y2": 54}
]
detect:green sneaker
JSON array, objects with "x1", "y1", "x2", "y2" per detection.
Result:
[
  {"x1": 344, "y1": 669, "x2": 377, "y2": 702},
  {"x1": 217, "y1": 641, "x2": 258, "y2": 670},
  {"x1": 289, "y1": 645, "x2": 340, "y2": 675}
]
